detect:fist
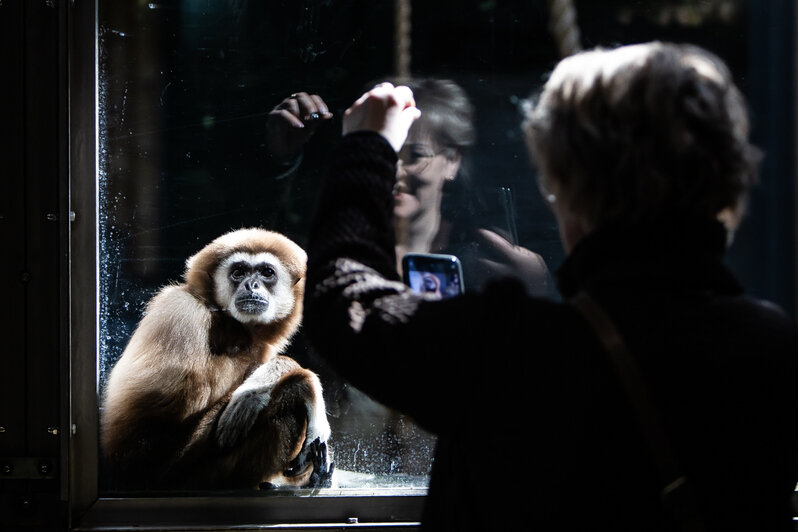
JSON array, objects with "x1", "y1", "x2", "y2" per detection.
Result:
[
  {"x1": 342, "y1": 82, "x2": 421, "y2": 152},
  {"x1": 267, "y1": 92, "x2": 333, "y2": 161}
]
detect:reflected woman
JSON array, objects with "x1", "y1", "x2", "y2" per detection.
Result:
[
  {"x1": 270, "y1": 78, "x2": 552, "y2": 294},
  {"x1": 389, "y1": 77, "x2": 552, "y2": 295},
  {"x1": 390, "y1": 79, "x2": 473, "y2": 264}
]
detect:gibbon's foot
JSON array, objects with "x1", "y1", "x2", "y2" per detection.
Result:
[
  {"x1": 307, "y1": 439, "x2": 334, "y2": 488},
  {"x1": 257, "y1": 439, "x2": 333, "y2": 490},
  {"x1": 286, "y1": 438, "x2": 334, "y2": 488}
]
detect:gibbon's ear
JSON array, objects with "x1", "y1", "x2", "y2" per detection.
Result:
[
  {"x1": 184, "y1": 238, "x2": 230, "y2": 305},
  {"x1": 264, "y1": 234, "x2": 307, "y2": 285}
]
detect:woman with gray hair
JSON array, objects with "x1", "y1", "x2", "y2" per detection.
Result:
[
  {"x1": 389, "y1": 78, "x2": 476, "y2": 265},
  {"x1": 525, "y1": 42, "x2": 758, "y2": 250},
  {"x1": 389, "y1": 77, "x2": 552, "y2": 294},
  {"x1": 304, "y1": 43, "x2": 798, "y2": 530}
]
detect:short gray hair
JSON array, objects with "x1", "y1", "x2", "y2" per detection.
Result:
[{"x1": 524, "y1": 42, "x2": 760, "y2": 230}]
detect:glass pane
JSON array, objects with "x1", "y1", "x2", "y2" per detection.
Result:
[
  {"x1": 98, "y1": 0, "x2": 434, "y2": 494},
  {"x1": 99, "y1": 0, "x2": 790, "y2": 500}
]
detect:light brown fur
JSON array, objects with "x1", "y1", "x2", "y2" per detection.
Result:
[{"x1": 100, "y1": 228, "x2": 330, "y2": 490}]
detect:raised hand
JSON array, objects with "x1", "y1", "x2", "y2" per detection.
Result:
[
  {"x1": 475, "y1": 228, "x2": 554, "y2": 297},
  {"x1": 267, "y1": 92, "x2": 334, "y2": 161},
  {"x1": 342, "y1": 82, "x2": 421, "y2": 152}
]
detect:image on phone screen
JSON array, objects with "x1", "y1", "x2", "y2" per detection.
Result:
[{"x1": 402, "y1": 253, "x2": 464, "y2": 299}]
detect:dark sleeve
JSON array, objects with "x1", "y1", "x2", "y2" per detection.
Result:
[
  {"x1": 304, "y1": 131, "x2": 533, "y2": 433},
  {"x1": 306, "y1": 131, "x2": 400, "y2": 280}
]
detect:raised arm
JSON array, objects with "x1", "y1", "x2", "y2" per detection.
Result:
[{"x1": 303, "y1": 85, "x2": 530, "y2": 432}]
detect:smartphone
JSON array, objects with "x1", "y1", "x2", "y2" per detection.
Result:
[{"x1": 402, "y1": 253, "x2": 465, "y2": 299}]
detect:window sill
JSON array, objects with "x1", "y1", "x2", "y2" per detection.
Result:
[{"x1": 74, "y1": 487, "x2": 427, "y2": 531}]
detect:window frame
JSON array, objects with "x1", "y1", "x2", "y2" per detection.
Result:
[
  {"x1": 63, "y1": 0, "x2": 798, "y2": 529},
  {"x1": 66, "y1": 0, "x2": 426, "y2": 528}
]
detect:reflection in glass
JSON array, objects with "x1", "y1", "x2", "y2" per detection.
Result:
[
  {"x1": 97, "y1": 0, "x2": 761, "y2": 497},
  {"x1": 389, "y1": 77, "x2": 553, "y2": 296},
  {"x1": 98, "y1": 0, "x2": 435, "y2": 494}
]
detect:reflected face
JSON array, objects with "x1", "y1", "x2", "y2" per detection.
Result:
[{"x1": 393, "y1": 131, "x2": 461, "y2": 222}]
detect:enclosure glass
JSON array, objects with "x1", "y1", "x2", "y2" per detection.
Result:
[{"x1": 97, "y1": 0, "x2": 793, "y2": 499}]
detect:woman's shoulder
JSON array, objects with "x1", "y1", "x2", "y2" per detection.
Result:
[{"x1": 717, "y1": 294, "x2": 798, "y2": 337}]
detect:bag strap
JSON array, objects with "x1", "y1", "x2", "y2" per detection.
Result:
[{"x1": 569, "y1": 291, "x2": 706, "y2": 531}]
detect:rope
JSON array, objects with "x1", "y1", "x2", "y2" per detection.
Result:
[
  {"x1": 547, "y1": 0, "x2": 582, "y2": 57},
  {"x1": 394, "y1": 0, "x2": 411, "y2": 77}
]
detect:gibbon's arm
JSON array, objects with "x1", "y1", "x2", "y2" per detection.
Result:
[
  {"x1": 304, "y1": 132, "x2": 533, "y2": 433},
  {"x1": 216, "y1": 355, "x2": 331, "y2": 449},
  {"x1": 216, "y1": 355, "x2": 299, "y2": 447}
]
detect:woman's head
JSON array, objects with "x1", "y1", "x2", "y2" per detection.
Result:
[
  {"x1": 401, "y1": 78, "x2": 476, "y2": 154},
  {"x1": 523, "y1": 42, "x2": 759, "y2": 243},
  {"x1": 390, "y1": 78, "x2": 475, "y2": 223}
]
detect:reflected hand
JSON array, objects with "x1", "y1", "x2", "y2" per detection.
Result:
[
  {"x1": 342, "y1": 82, "x2": 421, "y2": 152},
  {"x1": 475, "y1": 228, "x2": 554, "y2": 297},
  {"x1": 267, "y1": 92, "x2": 333, "y2": 161}
]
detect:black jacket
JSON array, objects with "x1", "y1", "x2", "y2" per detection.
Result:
[{"x1": 305, "y1": 132, "x2": 798, "y2": 531}]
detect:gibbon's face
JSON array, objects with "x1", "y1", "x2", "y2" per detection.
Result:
[
  {"x1": 421, "y1": 274, "x2": 440, "y2": 293},
  {"x1": 212, "y1": 251, "x2": 297, "y2": 325}
]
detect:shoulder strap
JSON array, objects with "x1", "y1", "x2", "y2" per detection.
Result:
[{"x1": 569, "y1": 291, "x2": 706, "y2": 531}]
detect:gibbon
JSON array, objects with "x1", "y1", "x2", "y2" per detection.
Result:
[{"x1": 101, "y1": 228, "x2": 332, "y2": 490}]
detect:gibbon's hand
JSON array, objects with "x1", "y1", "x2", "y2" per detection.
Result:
[
  {"x1": 215, "y1": 387, "x2": 272, "y2": 448},
  {"x1": 342, "y1": 82, "x2": 421, "y2": 152},
  {"x1": 475, "y1": 228, "x2": 554, "y2": 297},
  {"x1": 267, "y1": 92, "x2": 334, "y2": 161}
]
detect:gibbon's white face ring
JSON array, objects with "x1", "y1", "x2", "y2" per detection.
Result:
[{"x1": 213, "y1": 251, "x2": 296, "y2": 324}]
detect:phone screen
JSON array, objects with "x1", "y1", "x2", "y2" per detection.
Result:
[{"x1": 402, "y1": 253, "x2": 464, "y2": 299}]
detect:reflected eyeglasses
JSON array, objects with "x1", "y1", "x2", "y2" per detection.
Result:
[{"x1": 397, "y1": 143, "x2": 440, "y2": 171}]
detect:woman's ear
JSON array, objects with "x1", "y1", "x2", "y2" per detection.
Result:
[{"x1": 442, "y1": 151, "x2": 462, "y2": 180}]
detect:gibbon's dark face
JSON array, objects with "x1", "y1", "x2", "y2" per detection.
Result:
[
  {"x1": 422, "y1": 275, "x2": 439, "y2": 293},
  {"x1": 213, "y1": 251, "x2": 297, "y2": 325}
]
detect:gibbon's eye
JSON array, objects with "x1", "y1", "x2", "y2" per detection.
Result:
[
  {"x1": 230, "y1": 267, "x2": 247, "y2": 283},
  {"x1": 259, "y1": 265, "x2": 276, "y2": 278}
]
